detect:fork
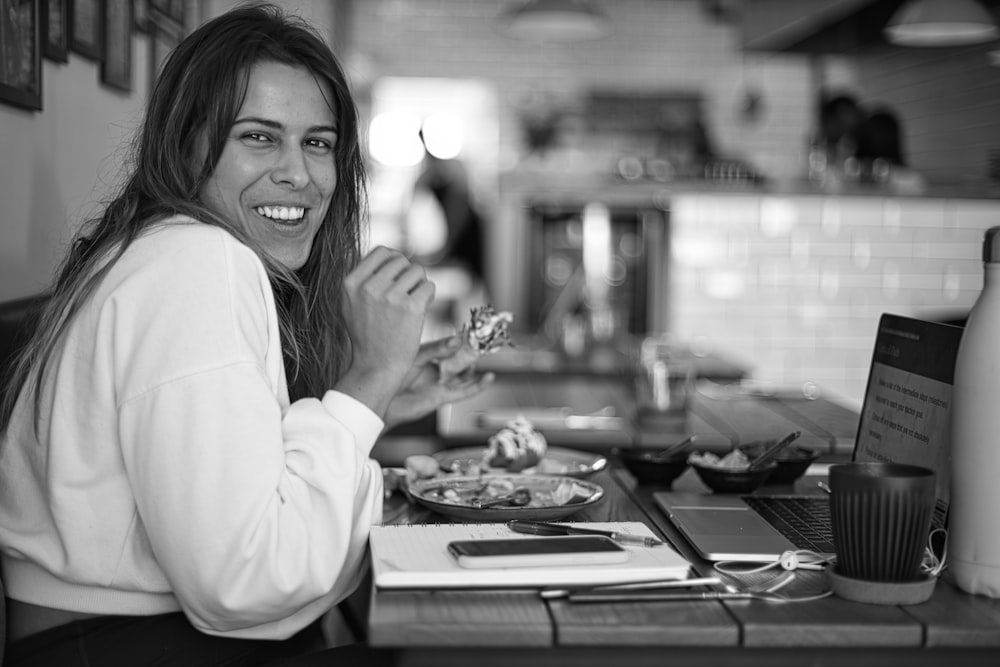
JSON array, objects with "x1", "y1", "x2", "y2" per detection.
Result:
[{"x1": 559, "y1": 571, "x2": 797, "y2": 603}]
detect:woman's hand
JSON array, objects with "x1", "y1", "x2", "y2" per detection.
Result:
[
  {"x1": 383, "y1": 335, "x2": 495, "y2": 430},
  {"x1": 336, "y1": 247, "x2": 435, "y2": 418}
]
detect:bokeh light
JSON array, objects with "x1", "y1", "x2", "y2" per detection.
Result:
[{"x1": 368, "y1": 111, "x2": 426, "y2": 166}]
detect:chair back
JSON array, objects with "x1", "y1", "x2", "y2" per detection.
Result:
[{"x1": 0, "y1": 294, "x2": 48, "y2": 396}]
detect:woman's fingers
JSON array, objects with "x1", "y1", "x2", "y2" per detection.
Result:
[
  {"x1": 348, "y1": 248, "x2": 434, "y2": 308},
  {"x1": 417, "y1": 336, "x2": 462, "y2": 363},
  {"x1": 341, "y1": 247, "x2": 437, "y2": 384},
  {"x1": 346, "y1": 248, "x2": 411, "y2": 292}
]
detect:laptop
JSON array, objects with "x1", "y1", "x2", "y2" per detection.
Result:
[{"x1": 653, "y1": 313, "x2": 962, "y2": 562}]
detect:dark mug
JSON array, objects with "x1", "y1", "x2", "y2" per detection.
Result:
[{"x1": 829, "y1": 462, "x2": 936, "y2": 582}]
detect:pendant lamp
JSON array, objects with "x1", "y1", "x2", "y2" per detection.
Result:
[
  {"x1": 496, "y1": 0, "x2": 614, "y2": 42},
  {"x1": 884, "y1": 0, "x2": 999, "y2": 46}
]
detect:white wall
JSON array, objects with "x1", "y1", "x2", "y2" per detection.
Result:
[{"x1": 1, "y1": 34, "x2": 150, "y2": 301}]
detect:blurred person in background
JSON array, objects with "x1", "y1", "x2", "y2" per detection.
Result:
[
  {"x1": 854, "y1": 106, "x2": 926, "y2": 194},
  {"x1": 818, "y1": 92, "x2": 864, "y2": 164},
  {"x1": 407, "y1": 130, "x2": 491, "y2": 339}
]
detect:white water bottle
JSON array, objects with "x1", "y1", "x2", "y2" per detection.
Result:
[{"x1": 950, "y1": 226, "x2": 1000, "y2": 596}]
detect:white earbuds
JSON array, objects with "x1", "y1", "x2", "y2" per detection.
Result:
[
  {"x1": 715, "y1": 549, "x2": 833, "y2": 578},
  {"x1": 778, "y1": 551, "x2": 800, "y2": 570},
  {"x1": 778, "y1": 550, "x2": 826, "y2": 571},
  {"x1": 712, "y1": 550, "x2": 838, "y2": 602}
]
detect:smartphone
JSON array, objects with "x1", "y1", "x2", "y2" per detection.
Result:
[{"x1": 447, "y1": 536, "x2": 630, "y2": 569}]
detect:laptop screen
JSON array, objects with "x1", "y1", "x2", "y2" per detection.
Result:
[{"x1": 851, "y1": 313, "x2": 964, "y2": 528}]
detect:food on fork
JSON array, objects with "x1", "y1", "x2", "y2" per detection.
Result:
[
  {"x1": 485, "y1": 415, "x2": 548, "y2": 472},
  {"x1": 437, "y1": 305, "x2": 513, "y2": 381},
  {"x1": 464, "y1": 304, "x2": 514, "y2": 354}
]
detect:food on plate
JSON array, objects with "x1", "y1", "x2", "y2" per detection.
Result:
[
  {"x1": 687, "y1": 449, "x2": 753, "y2": 471},
  {"x1": 485, "y1": 415, "x2": 548, "y2": 472},
  {"x1": 437, "y1": 305, "x2": 513, "y2": 381},
  {"x1": 380, "y1": 456, "x2": 442, "y2": 500},
  {"x1": 404, "y1": 454, "x2": 441, "y2": 480},
  {"x1": 417, "y1": 476, "x2": 593, "y2": 509}
]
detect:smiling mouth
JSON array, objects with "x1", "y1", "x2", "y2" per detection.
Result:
[{"x1": 255, "y1": 205, "x2": 306, "y2": 223}]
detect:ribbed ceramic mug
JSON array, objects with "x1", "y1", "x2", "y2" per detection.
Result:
[{"x1": 829, "y1": 462, "x2": 936, "y2": 582}]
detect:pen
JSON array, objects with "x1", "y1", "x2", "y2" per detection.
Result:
[
  {"x1": 540, "y1": 576, "x2": 722, "y2": 600},
  {"x1": 507, "y1": 520, "x2": 665, "y2": 547},
  {"x1": 565, "y1": 590, "x2": 754, "y2": 603}
]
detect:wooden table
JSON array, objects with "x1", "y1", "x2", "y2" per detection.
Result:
[{"x1": 364, "y1": 393, "x2": 1000, "y2": 666}]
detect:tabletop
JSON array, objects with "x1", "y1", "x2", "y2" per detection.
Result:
[{"x1": 364, "y1": 392, "x2": 1000, "y2": 667}]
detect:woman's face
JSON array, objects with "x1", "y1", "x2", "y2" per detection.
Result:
[{"x1": 200, "y1": 61, "x2": 338, "y2": 270}]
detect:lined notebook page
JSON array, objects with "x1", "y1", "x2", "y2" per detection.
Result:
[{"x1": 369, "y1": 522, "x2": 691, "y2": 589}]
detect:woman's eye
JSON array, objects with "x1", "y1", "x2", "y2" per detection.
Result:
[
  {"x1": 242, "y1": 132, "x2": 273, "y2": 145},
  {"x1": 305, "y1": 137, "x2": 335, "y2": 154}
]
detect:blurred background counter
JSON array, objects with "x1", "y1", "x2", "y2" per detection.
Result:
[{"x1": 491, "y1": 173, "x2": 1000, "y2": 412}]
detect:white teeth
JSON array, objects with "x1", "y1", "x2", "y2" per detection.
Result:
[{"x1": 255, "y1": 206, "x2": 305, "y2": 221}]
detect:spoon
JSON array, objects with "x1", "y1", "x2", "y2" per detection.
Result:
[
  {"x1": 747, "y1": 431, "x2": 802, "y2": 471},
  {"x1": 653, "y1": 435, "x2": 697, "y2": 460},
  {"x1": 473, "y1": 487, "x2": 532, "y2": 508}
]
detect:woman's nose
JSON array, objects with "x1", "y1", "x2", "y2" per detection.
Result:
[{"x1": 270, "y1": 146, "x2": 310, "y2": 189}]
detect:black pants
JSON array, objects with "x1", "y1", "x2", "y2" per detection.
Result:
[{"x1": 4, "y1": 611, "x2": 394, "y2": 667}]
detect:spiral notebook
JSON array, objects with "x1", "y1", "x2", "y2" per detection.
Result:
[{"x1": 369, "y1": 521, "x2": 692, "y2": 589}]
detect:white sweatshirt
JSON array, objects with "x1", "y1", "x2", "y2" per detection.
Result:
[{"x1": 0, "y1": 218, "x2": 384, "y2": 640}]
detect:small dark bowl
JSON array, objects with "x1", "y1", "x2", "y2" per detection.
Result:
[
  {"x1": 617, "y1": 449, "x2": 689, "y2": 487},
  {"x1": 738, "y1": 443, "x2": 822, "y2": 485},
  {"x1": 690, "y1": 460, "x2": 778, "y2": 494}
]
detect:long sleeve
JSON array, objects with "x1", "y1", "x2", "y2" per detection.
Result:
[{"x1": 0, "y1": 220, "x2": 383, "y2": 640}]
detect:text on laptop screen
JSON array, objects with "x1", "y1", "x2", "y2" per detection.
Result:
[{"x1": 853, "y1": 314, "x2": 963, "y2": 526}]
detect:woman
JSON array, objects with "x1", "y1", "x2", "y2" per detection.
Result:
[
  {"x1": 818, "y1": 92, "x2": 863, "y2": 164},
  {"x1": 0, "y1": 3, "x2": 490, "y2": 664}
]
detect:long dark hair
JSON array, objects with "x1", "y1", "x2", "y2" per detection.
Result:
[
  {"x1": 1, "y1": 2, "x2": 366, "y2": 431},
  {"x1": 854, "y1": 108, "x2": 906, "y2": 166}
]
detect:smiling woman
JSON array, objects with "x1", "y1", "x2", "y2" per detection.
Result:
[
  {"x1": 199, "y1": 62, "x2": 339, "y2": 271},
  {"x1": 0, "y1": 3, "x2": 491, "y2": 666}
]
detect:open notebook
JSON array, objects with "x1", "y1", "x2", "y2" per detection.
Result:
[
  {"x1": 369, "y1": 521, "x2": 691, "y2": 589},
  {"x1": 653, "y1": 313, "x2": 962, "y2": 562}
]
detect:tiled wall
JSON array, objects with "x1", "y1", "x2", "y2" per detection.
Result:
[
  {"x1": 670, "y1": 193, "x2": 1000, "y2": 407},
  {"x1": 347, "y1": 0, "x2": 817, "y2": 182}
]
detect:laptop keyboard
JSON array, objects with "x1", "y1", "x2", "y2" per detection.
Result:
[{"x1": 741, "y1": 495, "x2": 835, "y2": 554}]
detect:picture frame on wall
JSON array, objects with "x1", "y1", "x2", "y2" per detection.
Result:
[
  {"x1": 150, "y1": 24, "x2": 176, "y2": 82},
  {"x1": 168, "y1": 0, "x2": 183, "y2": 22},
  {"x1": 148, "y1": 2, "x2": 182, "y2": 95},
  {"x1": 70, "y1": 0, "x2": 101, "y2": 60},
  {"x1": 0, "y1": 0, "x2": 43, "y2": 111},
  {"x1": 150, "y1": 0, "x2": 182, "y2": 23},
  {"x1": 100, "y1": 0, "x2": 131, "y2": 91},
  {"x1": 133, "y1": 0, "x2": 150, "y2": 33},
  {"x1": 43, "y1": 0, "x2": 68, "y2": 62}
]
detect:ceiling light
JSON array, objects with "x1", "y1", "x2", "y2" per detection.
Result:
[
  {"x1": 496, "y1": 0, "x2": 613, "y2": 42},
  {"x1": 884, "y1": 0, "x2": 999, "y2": 46}
]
